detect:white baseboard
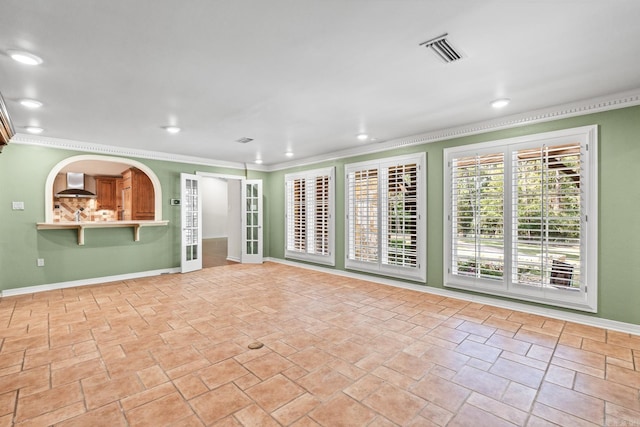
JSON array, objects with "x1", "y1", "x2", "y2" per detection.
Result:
[
  {"x1": 226, "y1": 256, "x2": 240, "y2": 263},
  {"x1": 266, "y1": 257, "x2": 640, "y2": 336},
  {"x1": 1, "y1": 268, "x2": 181, "y2": 297}
]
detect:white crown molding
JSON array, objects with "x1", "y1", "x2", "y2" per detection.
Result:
[
  {"x1": 265, "y1": 88, "x2": 640, "y2": 171},
  {"x1": 266, "y1": 258, "x2": 640, "y2": 336},
  {"x1": 10, "y1": 133, "x2": 270, "y2": 172}
]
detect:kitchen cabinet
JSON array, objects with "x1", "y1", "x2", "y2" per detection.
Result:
[
  {"x1": 122, "y1": 168, "x2": 155, "y2": 220},
  {"x1": 116, "y1": 177, "x2": 124, "y2": 219},
  {"x1": 95, "y1": 177, "x2": 117, "y2": 210}
]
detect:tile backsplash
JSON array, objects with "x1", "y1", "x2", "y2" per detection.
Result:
[{"x1": 54, "y1": 197, "x2": 117, "y2": 222}]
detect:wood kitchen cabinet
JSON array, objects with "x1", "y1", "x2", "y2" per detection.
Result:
[
  {"x1": 115, "y1": 177, "x2": 124, "y2": 218},
  {"x1": 95, "y1": 177, "x2": 118, "y2": 210},
  {"x1": 122, "y1": 168, "x2": 155, "y2": 220}
]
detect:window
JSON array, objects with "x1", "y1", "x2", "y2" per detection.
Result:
[
  {"x1": 285, "y1": 167, "x2": 335, "y2": 265},
  {"x1": 346, "y1": 153, "x2": 426, "y2": 281},
  {"x1": 444, "y1": 126, "x2": 597, "y2": 312}
]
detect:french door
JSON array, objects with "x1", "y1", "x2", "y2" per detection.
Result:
[
  {"x1": 181, "y1": 175, "x2": 262, "y2": 272},
  {"x1": 180, "y1": 173, "x2": 202, "y2": 273},
  {"x1": 241, "y1": 179, "x2": 263, "y2": 264}
]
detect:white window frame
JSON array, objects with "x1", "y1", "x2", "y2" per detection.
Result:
[
  {"x1": 345, "y1": 153, "x2": 427, "y2": 282},
  {"x1": 444, "y1": 125, "x2": 598, "y2": 312},
  {"x1": 284, "y1": 167, "x2": 335, "y2": 266}
]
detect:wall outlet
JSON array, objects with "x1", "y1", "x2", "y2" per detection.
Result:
[
  {"x1": 12, "y1": 201, "x2": 25, "y2": 210},
  {"x1": 36, "y1": 258, "x2": 45, "y2": 267}
]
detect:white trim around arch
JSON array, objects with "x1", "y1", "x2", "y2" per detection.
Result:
[{"x1": 44, "y1": 154, "x2": 163, "y2": 222}]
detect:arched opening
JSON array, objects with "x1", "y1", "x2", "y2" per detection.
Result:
[{"x1": 44, "y1": 154, "x2": 162, "y2": 223}]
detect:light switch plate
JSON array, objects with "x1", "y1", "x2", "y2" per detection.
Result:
[{"x1": 12, "y1": 201, "x2": 25, "y2": 210}]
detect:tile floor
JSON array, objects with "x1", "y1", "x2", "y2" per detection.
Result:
[{"x1": 1, "y1": 263, "x2": 640, "y2": 426}]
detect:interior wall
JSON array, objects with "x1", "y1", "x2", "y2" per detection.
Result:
[
  {"x1": 265, "y1": 105, "x2": 640, "y2": 325},
  {"x1": 3, "y1": 105, "x2": 639, "y2": 325},
  {"x1": 202, "y1": 177, "x2": 228, "y2": 239},
  {"x1": 227, "y1": 179, "x2": 241, "y2": 262},
  {"x1": 0, "y1": 144, "x2": 254, "y2": 292}
]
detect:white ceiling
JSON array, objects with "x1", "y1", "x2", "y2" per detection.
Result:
[
  {"x1": 2, "y1": 1, "x2": 640, "y2": 166},
  {"x1": 59, "y1": 160, "x2": 131, "y2": 176}
]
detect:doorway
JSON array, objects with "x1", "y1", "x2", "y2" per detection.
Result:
[{"x1": 201, "y1": 176, "x2": 242, "y2": 268}]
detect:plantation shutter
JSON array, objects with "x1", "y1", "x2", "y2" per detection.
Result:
[
  {"x1": 445, "y1": 125, "x2": 596, "y2": 312},
  {"x1": 381, "y1": 163, "x2": 419, "y2": 267},
  {"x1": 314, "y1": 175, "x2": 330, "y2": 255},
  {"x1": 512, "y1": 143, "x2": 583, "y2": 289},
  {"x1": 286, "y1": 178, "x2": 306, "y2": 252},
  {"x1": 284, "y1": 168, "x2": 335, "y2": 264},
  {"x1": 450, "y1": 152, "x2": 505, "y2": 280},
  {"x1": 347, "y1": 168, "x2": 379, "y2": 263},
  {"x1": 346, "y1": 153, "x2": 426, "y2": 281}
]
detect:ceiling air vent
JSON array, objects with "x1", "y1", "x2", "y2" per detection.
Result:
[
  {"x1": 235, "y1": 137, "x2": 254, "y2": 144},
  {"x1": 420, "y1": 33, "x2": 463, "y2": 63}
]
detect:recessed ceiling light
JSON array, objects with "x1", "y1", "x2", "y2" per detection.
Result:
[
  {"x1": 8, "y1": 50, "x2": 43, "y2": 66},
  {"x1": 255, "y1": 159, "x2": 263, "y2": 164},
  {"x1": 490, "y1": 98, "x2": 510, "y2": 109},
  {"x1": 357, "y1": 133, "x2": 368, "y2": 141},
  {"x1": 285, "y1": 152, "x2": 294, "y2": 158},
  {"x1": 163, "y1": 126, "x2": 181, "y2": 134},
  {"x1": 25, "y1": 126, "x2": 44, "y2": 134},
  {"x1": 19, "y1": 99, "x2": 43, "y2": 109}
]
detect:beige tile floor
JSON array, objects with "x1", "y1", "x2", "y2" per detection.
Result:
[{"x1": 1, "y1": 263, "x2": 639, "y2": 426}]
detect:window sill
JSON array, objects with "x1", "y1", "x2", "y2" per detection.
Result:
[
  {"x1": 285, "y1": 251, "x2": 335, "y2": 267},
  {"x1": 36, "y1": 220, "x2": 169, "y2": 245},
  {"x1": 346, "y1": 259, "x2": 426, "y2": 283},
  {"x1": 444, "y1": 279, "x2": 596, "y2": 313}
]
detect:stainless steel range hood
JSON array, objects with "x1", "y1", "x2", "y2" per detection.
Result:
[{"x1": 55, "y1": 172, "x2": 96, "y2": 198}]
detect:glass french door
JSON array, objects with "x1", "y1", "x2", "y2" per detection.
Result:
[
  {"x1": 241, "y1": 179, "x2": 263, "y2": 263},
  {"x1": 181, "y1": 173, "x2": 202, "y2": 273}
]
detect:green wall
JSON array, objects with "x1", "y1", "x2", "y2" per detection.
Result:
[
  {"x1": 1, "y1": 105, "x2": 639, "y2": 325},
  {"x1": 0, "y1": 144, "x2": 267, "y2": 290},
  {"x1": 266, "y1": 106, "x2": 640, "y2": 325}
]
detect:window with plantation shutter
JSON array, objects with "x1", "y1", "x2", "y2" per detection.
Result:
[
  {"x1": 444, "y1": 126, "x2": 598, "y2": 312},
  {"x1": 285, "y1": 167, "x2": 335, "y2": 265},
  {"x1": 346, "y1": 153, "x2": 426, "y2": 281},
  {"x1": 512, "y1": 143, "x2": 583, "y2": 290},
  {"x1": 450, "y1": 152, "x2": 505, "y2": 281}
]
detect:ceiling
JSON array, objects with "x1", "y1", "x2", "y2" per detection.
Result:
[
  {"x1": 2, "y1": 1, "x2": 640, "y2": 167},
  {"x1": 60, "y1": 160, "x2": 131, "y2": 176}
]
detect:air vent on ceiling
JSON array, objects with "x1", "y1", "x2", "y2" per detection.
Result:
[
  {"x1": 420, "y1": 33, "x2": 463, "y2": 63},
  {"x1": 235, "y1": 137, "x2": 254, "y2": 144}
]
